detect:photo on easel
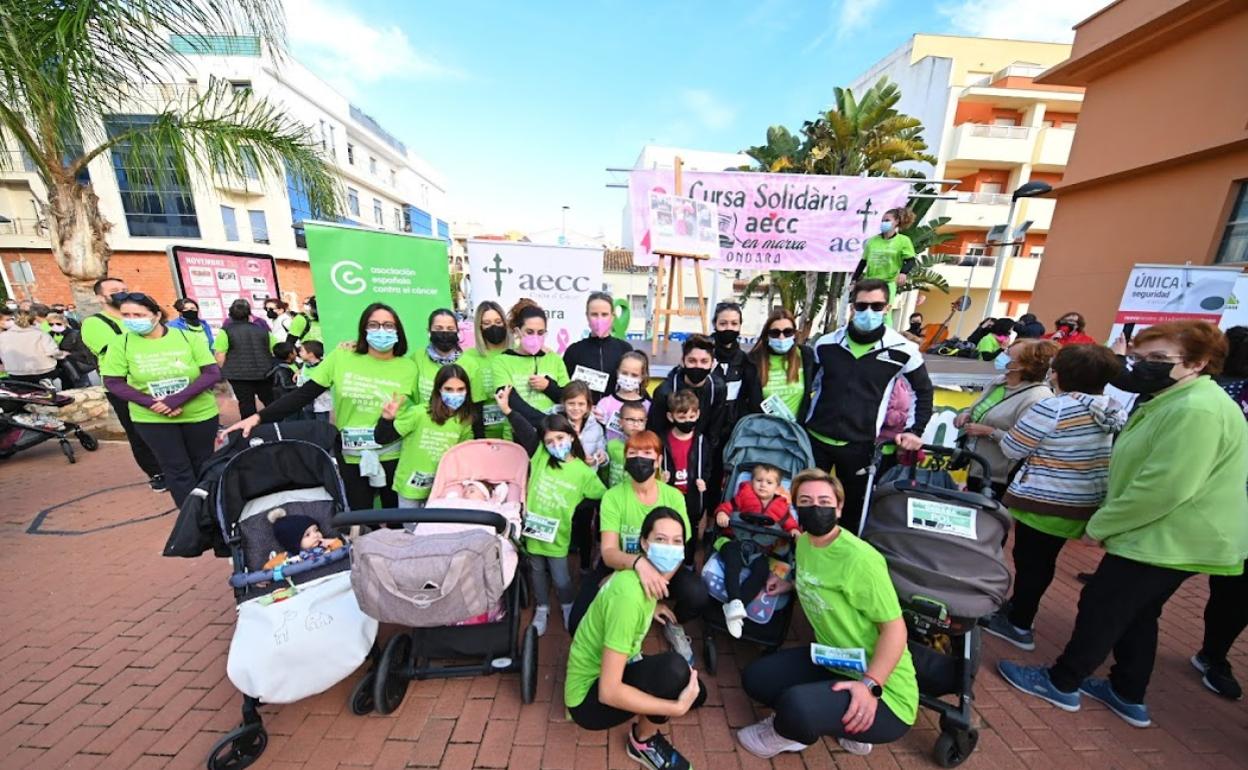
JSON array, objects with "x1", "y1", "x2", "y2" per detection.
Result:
[{"x1": 646, "y1": 192, "x2": 720, "y2": 258}]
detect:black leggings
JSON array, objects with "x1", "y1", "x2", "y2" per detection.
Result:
[
  {"x1": 104, "y1": 391, "x2": 162, "y2": 478},
  {"x1": 229, "y1": 379, "x2": 274, "y2": 420},
  {"x1": 133, "y1": 418, "x2": 220, "y2": 507},
  {"x1": 568, "y1": 652, "x2": 707, "y2": 730},
  {"x1": 742, "y1": 647, "x2": 911, "y2": 745},
  {"x1": 1201, "y1": 562, "x2": 1248, "y2": 664},
  {"x1": 568, "y1": 563, "x2": 709, "y2": 637},
  {"x1": 338, "y1": 453, "x2": 400, "y2": 511},
  {"x1": 809, "y1": 439, "x2": 874, "y2": 535},
  {"x1": 719, "y1": 540, "x2": 771, "y2": 603},
  {"x1": 1007, "y1": 519, "x2": 1070, "y2": 629}
]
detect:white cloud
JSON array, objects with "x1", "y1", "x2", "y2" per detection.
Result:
[
  {"x1": 938, "y1": 0, "x2": 1111, "y2": 43},
  {"x1": 681, "y1": 89, "x2": 736, "y2": 131},
  {"x1": 804, "y1": 0, "x2": 887, "y2": 53}
]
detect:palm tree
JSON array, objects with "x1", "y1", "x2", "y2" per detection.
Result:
[{"x1": 0, "y1": 1, "x2": 340, "y2": 312}]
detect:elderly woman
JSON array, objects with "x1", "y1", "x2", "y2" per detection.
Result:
[
  {"x1": 955, "y1": 339, "x2": 1059, "y2": 498},
  {"x1": 999, "y1": 321, "x2": 1248, "y2": 729}
]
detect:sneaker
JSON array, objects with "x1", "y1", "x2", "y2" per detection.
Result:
[
  {"x1": 723, "y1": 599, "x2": 747, "y2": 639},
  {"x1": 661, "y1": 622, "x2": 694, "y2": 667},
  {"x1": 561, "y1": 602, "x2": 573, "y2": 631},
  {"x1": 1191, "y1": 653, "x2": 1243, "y2": 700},
  {"x1": 149, "y1": 474, "x2": 167, "y2": 492},
  {"x1": 837, "y1": 738, "x2": 873, "y2": 755},
  {"x1": 997, "y1": 661, "x2": 1080, "y2": 712},
  {"x1": 735, "y1": 715, "x2": 808, "y2": 759},
  {"x1": 983, "y1": 611, "x2": 1036, "y2": 651},
  {"x1": 532, "y1": 606, "x2": 549, "y2": 637},
  {"x1": 1078, "y1": 677, "x2": 1151, "y2": 727},
  {"x1": 627, "y1": 727, "x2": 691, "y2": 770}
]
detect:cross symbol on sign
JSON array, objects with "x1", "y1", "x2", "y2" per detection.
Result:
[
  {"x1": 857, "y1": 198, "x2": 877, "y2": 232},
  {"x1": 483, "y1": 254, "x2": 512, "y2": 297}
]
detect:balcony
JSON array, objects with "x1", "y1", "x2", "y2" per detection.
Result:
[
  {"x1": 933, "y1": 192, "x2": 1010, "y2": 228},
  {"x1": 0, "y1": 217, "x2": 49, "y2": 248},
  {"x1": 1034, "y1": 126, "x2": 1074, "y2": 169},
  {"x1": 935, "y1": 253, "x2": 1042, "y2": 292},
  {"x1": 947, "y1": 122, "x2": 1034, "y2": 165}
]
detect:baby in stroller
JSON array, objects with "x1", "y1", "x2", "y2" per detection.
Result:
[
  {"x1": 262, "y1": 508, "x2": 345, "y2": 569},
  {"x1": 713, "y1": 463, "x2": 797, "y2": 637}
]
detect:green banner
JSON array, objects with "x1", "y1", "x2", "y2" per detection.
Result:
[{"x1": 304, "y1": 222, "x2": 452, "y2": 351}]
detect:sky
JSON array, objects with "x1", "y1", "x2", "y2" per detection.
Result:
[{"x1": 283, "y1": 0, "x2": 1109, "y2": 244}]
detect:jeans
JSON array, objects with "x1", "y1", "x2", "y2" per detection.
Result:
[
  {"x1": 104, "y1": 391, "x2": 162, "y2": 479},
  {"x1": 229, "y1": 379, "x2": 274, "y2": 420},
  {"x1": 809, "y1": 439, "x2": 874, "y2": 535},
  {"x1": 1049, "y1": 553, "x2": 1192, "y2": 703},
  {"x1": 1007, "y1": 519, "x2": 1070, "y2": 629},
  {"x1": 1201, "y1": 562, "x2": 1248, "y2": 664},
  {"x1": 530, "y1": 555, "x2": 575, "y2": 608},
  {"x1": 719, "y1": 539, "x2": 771, "y2": 603},
  {"x1": 568, "y1": 563, "x2": 709, "y2": 637},
  {"x1": 742, "y1": 647, "x2": 911, "y2": 745},
  {"x1": 568, "y1": 652, "x2": 707, "y2": 730},
  {"x1": 397, "y1": 497, "x2": 425, "y2": 509},
  {"x1": 338, "y1": 454, "x2": 400, "y2": 511},
  {"x1": 133, "y1": 418, "x2": 220, "y2": 507}
]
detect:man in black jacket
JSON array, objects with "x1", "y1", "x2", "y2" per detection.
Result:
[
  {"x1": 647, "y1": 334, "x2": 727, "y2": 444},
  {"x1": 803, "y1": 279, "x2": 934, "y2": 533},
  {"x1": 563, "y1": 291, "x2": 633, "y2": 403}
]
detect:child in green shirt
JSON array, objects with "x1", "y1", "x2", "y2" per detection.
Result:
[{"x1": 606, "y1": 401, "x2": 649, "y2": 487}]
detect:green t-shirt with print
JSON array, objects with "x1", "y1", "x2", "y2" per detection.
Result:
[
  {"x1": 308, "y1": 349, "x2": 419, "y2": 464},
  {"x1": 599, "y1": 483, "x2": 689, "y2": 555},
  {"x1": 489, "y1": 350, "x2": 570, "y2": 439},
  {"x1": 524, "y1": 452, "x2": 607, "y2": 557},
  {"x1": 795, "y1": 531, "x2": 919, "y2": 724},
  {"x1": 862, "y1": 233, "x2": 915, "y2": 305},
  {"x1": 288, "y1": 314, "x2": 322, "y2": 343},
  {"x1": 810, "y1": 338, "x2": 877, "y2": 447},
  {"x1": 762, "y1": 353, "x2": 805, "y2": 421},
  {"x1": 565, "y1": 570, "x2": 656, "y2": 708},
  {"x1": 605, "y1": 438, "x2": 627, "y2": 488},
  {"x1": 99, "y1": 329, "x2": 219, "y2": 424},
  {"x1": 413, "y1": 350, "x2": 482, "y2": 406},
  {"x1": 461, "y1": 347, "x2": 505, "y2": 438},
  {"x1": 391, "y1": 406, "x2": 474, "y2": 500},
  {"x1": 80, "y1": 314, "x2": 124, "y2": 358}
]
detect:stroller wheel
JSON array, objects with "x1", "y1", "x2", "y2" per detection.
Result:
[
  {"x1": 933, "y1": 728, "x2": 978, "y2": 768},
  {"x1": 374, "y1": 634, "x2": 411, "y2": 715},
  {"x1": 349, "y1": 671, "x2": 376, "y2": 715},
  {"x1": 520, "y1": 623, "x2": 539, "y2": 704},
  {"x1": 702, "y1": 634, "x2": 718, "y2": 676},
  {"x1": 60, "y1": 439, "x2": 77, "y2": 464},
  {"x1": 206, "y1": 722, "x2": 268, "y2": 770},
  {"x1": 76, "y1": 430, "x2": 99, "y2": 451}
]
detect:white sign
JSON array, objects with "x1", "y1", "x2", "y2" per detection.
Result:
[
  {"x1": 906, "y1": 498, "x2": 977, "y2": 540},
  {"x1": 1109, "y1": 264, "x2": 1239, "y2": 343},
  {"x1": 646, "y1": 193, "x2": 720, "y2": 258},
  {"x1": 467, "y1": 241, "x2": 604, "y2": 356},
  {"x1": 1219, "y1": 273, "x2": 1248, "y2": 330}
]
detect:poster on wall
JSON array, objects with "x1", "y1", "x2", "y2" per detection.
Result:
[
  {"x1": 304, "y1": 222, "x2": 452, "y2": 351},
  {"x1": 628, "y1": 169, "x2": 911, "y2": 271},
  {"x1": 467, "y1": 240, "x2": 604, "y2": 356},
  {"x1": 1218, "y1": 272, "x2": 1248, "y2": 330},
  {"x1": 1108, "y1": 263, "x2": 1240, "y2": 343},
  {"x1": 646, "y1": 192, "x2": 720, "y2": 258},
  {"x1": 168, "y1": 246, "x2": 280, "y2": 326}
]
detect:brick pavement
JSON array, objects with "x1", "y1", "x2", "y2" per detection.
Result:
[{"x1": 1, "y1": 418, "x2": 1245, "y2": 769}]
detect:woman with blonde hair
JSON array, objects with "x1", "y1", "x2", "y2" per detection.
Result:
[
  {"x1": 747, "y1": 307, "x2": 816, "y2": 422},
  {"x1": 461, "y1": 300, "x2": 510, "y2": 438}
]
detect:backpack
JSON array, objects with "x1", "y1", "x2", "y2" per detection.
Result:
[{"x1": 90, "y1": 313, "x2": 122, "y2": 356}]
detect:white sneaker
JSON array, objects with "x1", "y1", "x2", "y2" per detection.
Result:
[
  {"x1": 560, "y1": 602, "x2": 573, "y2": 630},
  {"x1": 661, "y1": 621, "x2": 694, "y2": 666},
  {"x1": 723, "y1": 599, "x2": 747, "y2": 639},
  {"x1": 533, "y1": 606, "x2": 549, "y2": 637},
  {"x1": 838, "y1": 738, "x2": 873, "y2": 755},
  {"x1": 736, "y1": 715, "x2": 808, "y2": 758}
]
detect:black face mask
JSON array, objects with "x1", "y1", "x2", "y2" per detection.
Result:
[
  {"x1": 908, "y1": 322, "x2": 923, "y2": 335},
  {"x1": 624, "y1": 456, "x2": 656, "y2": 483},
  {"x1": 430, "y1": 331, "x2": 459, "y2": 352},
  {"x1": 1112, "y1": 360, "x2": 1177, "y2": 395},
  {"x1": 673, "y1": 419, "x2": 697, "y2": 433},
  {"x1": 180, "y1": 310, "x2": 199, "y2": 324},
  {"x1": 266, "y1": 308, "x2": 279, "y2": 320},
  {"x1": 683, "y1": 365, "x2": 711, "y2": 386},
  {"x1": 713, "y1": 329, "x2": 740, "y2": 349},
  {"x1": 796, "y1": 505, "x2": 839, "y2": 536},
  {"x1": 482, "y1": 325, "x2": 507, "y2": 345}
]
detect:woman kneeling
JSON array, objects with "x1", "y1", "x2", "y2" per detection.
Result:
[{"x1": 565, "y1": 507, "x2": 706, "y2": 770}]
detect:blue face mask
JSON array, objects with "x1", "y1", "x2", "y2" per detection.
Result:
[
  {"x1": 546, "y1": 440, "x2": 572, "y2": 460},
  {"x1": 441, "y1": 391, "x2": 466, "y2": 410},
  {"x1": 993, "y1": 351, "x2": 1011, "y2": 372},
  {"x1": 645, "y1": 541, "x2": 685, "y2": 573},
  {"x1": 123, "y1": 317, "x2": 156, "y2": 335},
  {"x1": 768, "y1": 337, "x2": 795, "y2": 355},
  {"x1": 852, "y1": 310, "x2": 885, "y2": 333},
  {"x1": 880, "y1": 220, "x2": 894, "y2": 234},
  {"x1": 366, "y1": 330, "x2": 398, "y2": 352}
]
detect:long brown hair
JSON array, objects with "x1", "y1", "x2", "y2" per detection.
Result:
[
  {"x1": 884, "y1": 206, "x2": 916, "y2": 231},
  {"x1": 428, "y1": 364, "x2": 475, "y2": 425},
  {"x1": 749, "y1": 307, "x2": 801, "y2": 385}
]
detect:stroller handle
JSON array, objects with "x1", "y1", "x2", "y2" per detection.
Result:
[
  {"x1": 916, "y1": 443, "x2": 995, "y2": 484},
  {"x1": 333, "y1": 507, "x2": 509, "y2": 534},
  {"x1": 727, "y1": 512, "x2": 790, "y2": 540}
]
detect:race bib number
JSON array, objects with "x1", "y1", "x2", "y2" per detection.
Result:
[
  {"x1": 571, "y1": 365, "x2": 610, "y2": 393},
  {"x1": 622, "y1": 532, "x2": 640, "y2": 554},
  {"x1": 522, "y1": 513, "x2": 560, "y2": 544},
  {"x1": 726, "y1": 380, "x2": 742, "y2": 401},
  {"x1": 340, "y1": 427, "x2": 380, "y2": 450},
  {"x1": 906, "y1": 498, "x2": 978, "y2": 540},
  {"x1": 482, "y1": 403, "x2": 506, "y2": 426},
  {"x1": 760, "y1": 394, "x2": 796, "y2": 421},
  {"x1": 148, "y1": 377, "x2": 189, "y2": 399},
  {"x1": 605, "y1": 410, "x2": 622, "y2": 436},
  {"x1": 407, "y1": 471, "x2": 435, "y2": 490},
  {"x1": 810, "y1": 644, "x2": 868, "y2": 674}
]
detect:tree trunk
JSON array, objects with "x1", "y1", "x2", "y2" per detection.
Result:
[
  {"x1": 45, "y1": 177, "x2": 112, "y2": 315},
  {"x1": 798, "y1": 269, "x2": 819, "y2": 342}
]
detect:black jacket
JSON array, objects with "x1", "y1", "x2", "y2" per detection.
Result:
[
  {"x1": 713, "y1": 345, "x2": 761, "y2": 444},
  {"x1": 57, "y1": 328, "x2": 97, "y2": 373},
  {"x1": 662, "y1": 427, "x2": 713, "y2": 524},
  {"x1": 563, "y1": 335, "x2": 633, "y2": 403},
  {"x1": 647, "y1": 366, "x2": 729, "y2": 448},
  {"x1": 747, "y1": 344, "x2": 818, "y2": 422}
]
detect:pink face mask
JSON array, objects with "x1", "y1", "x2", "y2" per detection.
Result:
[
  {"x1": 589, "y1": 316, "x2": 612, "y2": 337},
  {"x1": 520, "y1": 334, "x2": 544, "y2": 354}
]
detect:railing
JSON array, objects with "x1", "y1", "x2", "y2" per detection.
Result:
[
  {"x1": 967, "y1": 124, "x2": 1030, "y2": 140},
  {"x1": 0, "y1": 218, "x2": 47, "y2": 236},
  {"x1": 992, "y1": 63, "x2": 1048, "y2": 81},
  {"x1": 349, "y1": 105, "x2": 407, "y2": 156},
  {"x1": 956, "y1": 191, "x2": 1011, "y2": 206}
]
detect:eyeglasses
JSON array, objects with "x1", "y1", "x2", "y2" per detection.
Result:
[
  {"x1": 766, "y1": 328, "x2": 796, "y2": 339},
  {"x1": 620, "y1": 416, "x2": 647, "y2": 425},
  {"x1": 365, "y1": 322, "x2": 397, "y2": 332},
  {"x1": 853, "y1": 301, "x2": 888, "y2": 312},
  {"x1": 1126, "y1": 353, "x2": 1184, "y2": 365}
]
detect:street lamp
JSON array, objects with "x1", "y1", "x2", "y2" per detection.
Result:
[
  {"x1": 983, "y1": 181, "x2": 1052, "y2": 320},
  {"x1": 560, "y1": 205, "x2": 570, "y2": 245}
]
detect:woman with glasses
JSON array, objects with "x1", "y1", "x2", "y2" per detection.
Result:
[
  {"x1": 563, "y1": 292, "x2": 633, "y2": 403},
  {"x1": 461, "y1": 301, "x2": 511, "y2": 438},
  {"x1": 99, "y1": 292, "x2": 221, "y2": 506},
  {"x1": 999, "y1": 321, "x2": 1247, "y2": 729},
  {"x1": 224, "y1": 303, "x2": 419, "y2": 511},
  {"x1": 489, "y1": 299, "x2": 569, "y2": 441},
  {"x1": 747, "y1": 308, "x2": 816, "y2": 423}
]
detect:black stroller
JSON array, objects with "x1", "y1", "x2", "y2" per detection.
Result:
[
  {"x1": 0, "y1": 379, "x2": 97, "y2": 463},
  {"x1": 859, "y1": 444, "x2": 1011, "y2": 768},
  {"x1": 700, "y1": 414, "x2": 815, "y2": 674}
]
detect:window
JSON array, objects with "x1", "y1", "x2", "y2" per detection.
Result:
[
  {"x1": 389, "y1": 169, "x2": 396, "y2": 187},
  {"x1": 393, "y1": 208, "x2": 401, "y2": 230},
  {"x1": 347, "y1": 143, "x2": 355, "y2": 165},
  {"x1": 248, "y1": 210, "x2": 269, "y2": 244},
  {"x1": 437, "y1": 219, "x2": 450, "y2": 241},
  {"x1": 240, "y1": 147, "x2": 259, "y2": 180},
  {"x1": 106, "y1": 115, "x2": 200, "y2": 238},
  {"x1": 406, "y1": 205, "x2": 432, "y2": 236},
  {"x1": 328, "y1": 125, "x2": 336, "y2": 154},
  {"x1": 369, "y1": 156, "x2": 377, "y2": 175},
  {"x1": 629, "y1": 294, "x2": 647, "y2": 318},
  {"x1": 221, "y1": 206, "x2": 239, "y2": 241},
  {"x1": 229, "y1": 80, "x2": 252, "y2": 94},
  {"x1": 347, "y1": 187, "x2": 360, "y2": 217},
  {"x1": 373, "y1": 198, "x2": 383, "y2": 226},
  {"x1": 319, "y1": 120, "x2": 327, "y2": 150},
  {"x1": 992, "y1": 117, "x2": 1018, "y2": 126},
  {"x1": 1028, "y1": 246, "x2": 1045, "y2": 259},
  {"x1": 1215, "y1": 183, "x2": 1248, "y2": 264},
  {"x1": 169, "y1": 35, "x2": 261, "y2": 56},
  {"x1": 979, "y1": 182, "x2": 1003, "y2": 195}
]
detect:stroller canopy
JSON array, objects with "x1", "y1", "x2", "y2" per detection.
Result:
[{"x1": 722, "y1": 414, "x2": 816, "y2": 480}]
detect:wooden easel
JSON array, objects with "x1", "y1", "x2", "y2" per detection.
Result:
[{"x1": 651, "y1": 157, "x2": 709, "y2": 355}]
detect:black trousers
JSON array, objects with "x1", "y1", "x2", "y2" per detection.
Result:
[
  {"x1": 571, "y1": 500, "x2": 599, "y2": 573},
  {"x1": 104, "y1": 391, "x2": 163, "y2": 479},
  {"x1": 568, "y1": 563, "x2": 709, "y2": 637},
  {"x1": 1007, "y1": 520, "x2": 1070, "y2": 629},
  {"x1": 742, "y1": 647, "x2": 910, "y2": 745},
  {"x1": 568, "y1": 652, "x2": 707, "y2": 730},
  {"x1": 1049, "y1": 553, "x2": 1192, "y2": 703},
  {"x1": 1201, "y1": 562, "x2": 1248, "y2": 664},
  {"x1": 134, "y1": 418, "x2": 220, "y2": 507},
  {"x1": 229, "y1": 379, "x2": 274, "y2": 420},
  {"x1": 809, "y1": 438, "x2": 874, "y2": 534},
  {"x1": 719, "y1": 540, "x2": 770, "y2": 603},
  {"x1": 338, "y1": 454, "x2": 400, "y2": 511}
]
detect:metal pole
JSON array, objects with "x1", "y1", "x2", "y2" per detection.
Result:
[
  {"x1": 955, "y1": 258, "x2": 976, "y2": 339},
  {"x1": 983, "y1": 196, "x2": 1020, "y2": 320}
]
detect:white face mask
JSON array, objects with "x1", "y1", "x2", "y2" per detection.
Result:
[{"x1": 617, "y1": 373, "x2": 641, "y2": 392}]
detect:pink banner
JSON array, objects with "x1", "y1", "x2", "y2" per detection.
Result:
[
  {"x1": 170, "y1": 246, "x2": 280, "y2": 326},
  {"x1": 628, "y1": 169, "x2": 911, "y2": 272}
]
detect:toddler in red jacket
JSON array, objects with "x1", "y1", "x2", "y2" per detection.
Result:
[{"x1": 713, "y1": 463, "x2": 797, "y2": 637}]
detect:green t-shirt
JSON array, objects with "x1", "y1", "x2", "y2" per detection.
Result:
[
  {"x1": 599, "y1": 482, "x2": 689, "y2": 555},
  {"x1": 524, "y1": 452, "x2": 607, "y2": 557},
  {"x1": 212, "y1": 328, "x2": 276, "y2": 354},
  {"x1": 308, "y1": 349, "x2": 419, "y2": 463},
  {"x1": 565, "y1": 569, "x2": 656, "y2": 708},
  {"x1": 1011, "y1": 507, "x2": 1087, "y2": 540},
  {"x1": 795, "y1": 531, "x2": 919, "y2": 724},
  {"x1": 605, "y1": 438, "x2": 627, "y2": 488},
  {"x1": 969, "y1": 384, "x2": 1007, "y2": 423},
  {"x1": 761, "y1": 353, "x2": 804, "y2": 421},
  {"x1": 461, "y1": 347, "x2": 505, "y2": 438},
  {"x1": 289, "y1": 314, "x2": 322, "y2": 343},
  {"x1": 99, "y1": 329, "x2": 220, "y2": 424},
  {"x1": 80, "y1": 314, "x2": 124, "y2": 358},
  {"x1": 862, "y1": 233, "x2": 915, "y2": 304},
  {"x1": 391, "y1": 406, "x2": 474, "y2": 500},
  {"x1": 976, "y1": 335, "x2": 1002, "y2": 356},
  {"x1": 413, "y1": 350, "x2": 482, "y2": 405},
  {"x1": 489, "y1": 350, "x2": 570, "y2": 439},
  {"x1": 810, "y1": 338, "x2": 877, "y2": 447}
]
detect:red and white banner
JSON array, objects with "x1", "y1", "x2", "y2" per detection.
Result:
[{"x1": 1109, "y1": 264, "x2": 1239, "y2": 342}]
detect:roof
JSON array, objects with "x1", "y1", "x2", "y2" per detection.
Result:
[{"x1": 604, "y1": 249, "x2": 643, "y2": 273}]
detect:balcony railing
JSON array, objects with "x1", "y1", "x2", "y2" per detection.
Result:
[
  {"x1": 967, "y1": 124, "x2": 1031, "y2": 140},
  {"x1": 956, "y1": 191, "x2": 1011, "y2": 206},
  {"x1": 0, "y1": 218, "x2": 47, "y2": 236},
  {"x1": 992, "y1": 63, "x2": 1049, "y2": 81}
]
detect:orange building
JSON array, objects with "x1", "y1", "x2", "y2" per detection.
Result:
[{"x1": 1028, "y1": 0, "x2": 1248, "y2": 338}]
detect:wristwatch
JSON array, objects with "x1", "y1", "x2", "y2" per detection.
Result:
[{"x1": 860, "y1": 676, "x2": 883, "y2": 698}]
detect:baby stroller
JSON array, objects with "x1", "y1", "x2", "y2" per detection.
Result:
[
  {"x1": 180, "y1": 422, "x2": 375, "y2": 770},
  {"x1": 859, "y1": 444, "x2": 1011, "y2": 768},
  {"x1": 335, "y1": 439, "x2": 539, "y2": 716},
  {"x1": 0, "y1": 379, "x2": 97, "y2": 463},
  {"x1": 699, "y1": 414, "x2": 814, "y2": 674}
]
